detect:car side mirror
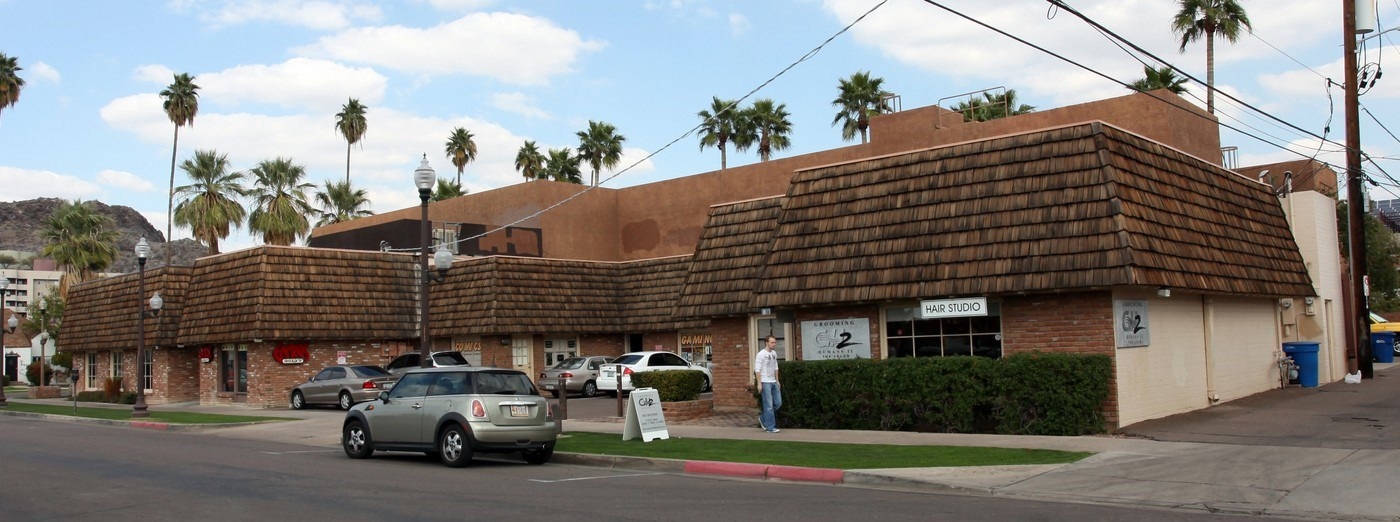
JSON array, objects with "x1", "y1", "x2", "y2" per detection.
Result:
[{"x1": 378, "y1": 391, "x2": 391, "y2": 402}]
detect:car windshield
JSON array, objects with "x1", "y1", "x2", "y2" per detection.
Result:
[
  {"x1": 350, "y1": 365, "x2": 390, "y2": 377},
  {"x1": 433, "y1": 352, "x2": 470, "y2": 365},
  {"x1": 475, "y1": 371, "x2": 538, "y2": 395},
  {"x1": 553, "y1": 358, "x2": 586, "y2": 370},
  {"x1": 613, "y1": 354, "x2": 644, "y2": 365}
]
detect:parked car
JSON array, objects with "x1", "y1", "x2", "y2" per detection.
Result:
[
  {"x1": 341, "y1": 367, "x2": 556, "y2": 467},
  {"x1": 385, "y1": 350, "x2": 472, "y2": 376},
  {"x1": 291, "y1": 365, "x2": 395, "y2": 410},
  {"x1": 538, "y1": 355, "x2": 612, "y2": 398},
  {"x1": 596, "y1": 351, "x2": 713, "y2": 396}
]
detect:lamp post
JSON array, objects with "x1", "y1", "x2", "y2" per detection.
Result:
[
  {"x1": 132, "y1": 236, "x2": 164, "y2": 418},
  {"x1": 414, "y1": 155, "x2": 454, "y2": 368},
  {"x1": 1, "y1": 281, "x2": 15, "y2": 406}
]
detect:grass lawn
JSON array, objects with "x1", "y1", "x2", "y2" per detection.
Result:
[
  {"x1": 555, "y1": 431, "x2": 1091, "y2": 469},
  {"x1": 2, "y1": 401, "x2": 293, "y2": 424}
]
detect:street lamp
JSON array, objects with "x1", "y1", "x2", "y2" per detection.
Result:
[
  {"x1": 415, "y1": 155, "x2": 454, "y2": 368},
  {"x1": 133, "y1": 236, "x2": 164, "y2": 418}
]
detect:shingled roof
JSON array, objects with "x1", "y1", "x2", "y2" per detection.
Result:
[
  {"x1": 178, "y1": 246, "x2": 420, "y2": 345},
  {"x1": 724, "y1": 122, "x2": 1313, "y2": 310},
  {"x1": 433, "y1": 255, "x2": 703, "y2": 335},
  {"x1": 674, "y1": 197, "x2": 784, "y2": 318},
  {"x1": 62, "y1": 266, "x2": 191, "y2": 351}
]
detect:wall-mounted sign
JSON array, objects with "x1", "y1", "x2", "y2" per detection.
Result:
[
  {"x1": 198, "y1": 346, "x2": 214, "y2": 363},
  {"x1": 1114, "y1": 299, "x2": 1150, "y2": 348},
  {"x1": 452, "y1": 336, "x2": 483, "y2": 366},
  {"x1": 272, "y1": 343, "x2": 309, "y2": 364},
  {"x1": 800, "y1": 319, "x2": 871, "y2": 360},
  {"x1": 920, "y1": 297, "x2": 988, "y2": 319}
]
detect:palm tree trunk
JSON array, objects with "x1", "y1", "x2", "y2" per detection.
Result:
[
  {"x1": 166, "y1": 124, "x2": 179, "y2": 266},
  {"x1": 345, "y1": 142, "x2": 351, "y2": 184},
  {"x1": 1206, "y1": 30, "x2": 1216, "y2": 114},
  {"x1": 720, "y1": 145, "x2": 728, "y2": 171}
]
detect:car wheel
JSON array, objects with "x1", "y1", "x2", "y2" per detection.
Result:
[
  {"x1": 522, "y1": 443, "x2": 554, "y2": 465},
  {"x1": 702, "y1": 377, "x2": 711, "y2": 392},
  {"x1": 439, "y1": 424, "x2": 473, "y2": 468},
  {"x1": 582, "y1": 381, "x2": 598, "y2": 398},
  {"x1": 290, "y1": 391, "x2": 306, "y2": 410},
  {"x1": 342, "y1": 420, "x2": 373, "y2": 459},
  {"x1": 338, "y1": 391, "x2": 354, "y2": 411}
]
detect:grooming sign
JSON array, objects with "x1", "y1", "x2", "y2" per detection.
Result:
[{"x1": 920, "y1": 297, "x2": 988, "y2": 319}]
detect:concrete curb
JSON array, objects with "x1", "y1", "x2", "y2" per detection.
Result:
[
  {"x1": 554, "y1": 452, "x2": 844, "y2": 484},
  {"x1": 0, "y1": 409, "x2": 285, "y2": 432}
]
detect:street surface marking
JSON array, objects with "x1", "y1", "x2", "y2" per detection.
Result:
[{"x1": 530, "y1": 472, "x2": 665, "y2": 483}]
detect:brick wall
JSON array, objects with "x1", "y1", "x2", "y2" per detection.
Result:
[
  {"x1": 709, "y1": 317, "x2": 754, "y2": 409},
  {"x1": 1002, "y1": 292, "x2": 1119, "y2": 429}
]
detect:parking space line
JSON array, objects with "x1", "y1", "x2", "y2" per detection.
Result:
[{"x1": 529, "y1": 472, "x2": 665, "y2": 483}]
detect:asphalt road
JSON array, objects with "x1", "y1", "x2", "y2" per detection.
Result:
[{"x1": 0, "y1": 415, "x2": 1309, "y2": 522}]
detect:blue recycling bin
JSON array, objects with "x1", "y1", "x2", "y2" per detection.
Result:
[
  {"x1": 1372, "y1": 332, "x2": 1395, "y2": 364},
  {"x1": 1282, "y1": 342, "x2": 1320, "y2": 388}
]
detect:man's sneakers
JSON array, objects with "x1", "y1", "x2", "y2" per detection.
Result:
[{"x1": 765, "y1": 428, "x2": 780, "y2": 433}]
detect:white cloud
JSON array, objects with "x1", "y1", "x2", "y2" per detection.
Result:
[
  {"x1": 196, "y1": 58, "x2": 389, "y2": 112},
  {"x1": 27, "y1": 61, "x2": 60, "y2": 83},
  {"x1": 425, "y1": 0, "x2": 496, "y2": 11},
  {"x1": 490, "y1": 92, "x2": 551, "y2": 120},
  {"x1": 294, "y1": 12, "x2": 606, "y2": 85},
  {"x1": 134, "y1": 64, "x2": 176, "y2": 85},
  {"x1": 729, "y1": 13, "x2": 751, "y2": 37},
  {"x1": 97, "y1": 170, "x2": 157, "y2": 191},
  {"x1": 199, "y1": 0, "x2": 384, "y2": 30},
  {"x1": 0, "y1": 166, "x2": 102, "y2": 201}
]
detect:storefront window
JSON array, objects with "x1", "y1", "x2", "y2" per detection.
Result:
[
  {"x1": 110, "y1": 352, "x2": 123, "y2": 379},
  {"x1": 86, "y1": 353, "x2": 98, "y2": 389},
  {"x1": 221, "y1": 345, "x2": 247, "y2": 393},
  {"x1": 142, "y1": 349, "x2": 153, "y2": 390},
  {"x1": 885, "y1": 303, "x2": 1002, "y2": 359}
]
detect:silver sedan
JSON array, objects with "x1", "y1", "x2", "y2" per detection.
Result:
[{"x1": 291, "y1": 365, "x2": 395, "y2": 410}]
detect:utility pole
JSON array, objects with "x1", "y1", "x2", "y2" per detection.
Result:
[{"x1": 1345, "y1": 0, "x2": 1375, "y2": 379}]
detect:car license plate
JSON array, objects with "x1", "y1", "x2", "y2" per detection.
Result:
[
  {"x1": 543, "y1": 384, "x2": 555, "y2": 390},
  {"x1": 602, "y1": 368, "x2": 614, "y2": 378},
  {"x1": 510, "y1": 405, "x2": 529, "y2": 417}
]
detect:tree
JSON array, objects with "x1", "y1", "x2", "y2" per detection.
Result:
[
  {"x1": 697, "y1": 96, "x2": 745, "y2": 170},
  {"x1": 1130, "y1": 65, "x2": 1190, "y2": 95},
  {"x1": 334, "y1": 98, "x2": 368, "y2": 184},
  {"x1": 1339, "y1": 202, "x2": 1400, "y2": 312},
  {"x1": 515, "y1": 140, "x2": 546, "y2": 182},
  {"x1": 543, "y1": 147, "x2": 583, "y2": 184},
  {"x1": 161, "y1": 73, "x2": 200, "y2": 264},
  {"x1": 1172, "y1": 0, "x2": 1252, "y2": 115},
  {"x1": 247, "y1": 157, "x2": 314, "y2": 246},
  {"x1": 831, "y1": 71, "x2": 892, "y2": 144},
  {"x1": 313, "y1": 179, "x2": 373, "y2": 227},
  {"x1": 444, "y1": 127, "x2": 478, "y2": 185},
  {"x1": 433, "y1": 179, "x2": 467, "y2": 201},
  {"x1": 954, "y1": 90, "x2": 1035, "y2": 122},
  {"x1": 39, "y1": 199, "x2": 117, "y2": 298},
  {"x1": 747, "y1": 99, "x2": 792, "y2": 162},
  {"x1": 0, "y1": 52, "x2": 25, "y2": 120},
  {"x1": 173, "y1": 149, "x2": 248, "y2": 256},
  {"x1": 576, "y1": 120, "x2": 625, "y2": 186}
]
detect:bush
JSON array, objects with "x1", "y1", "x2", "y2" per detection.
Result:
[
  {"x1": 25, "y1": 361, "x2": 54, "y2": 386},
  {"x1": 51, "y1": 351, "x2": 73, "y2": 371},
  {"x1": 103, "y1": 377, "x2": 124, "y2": 403},
  {"x1": 630, "y1": 370, "x2": 705, "y2": 402}
]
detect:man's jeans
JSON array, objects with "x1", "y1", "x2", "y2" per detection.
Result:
[{"x1": 760, "y1": 381, "x2": 783, "y2": 430}]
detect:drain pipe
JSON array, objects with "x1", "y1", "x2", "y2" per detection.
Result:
[{"x1": 1202, "y1": 295, "x2": 1221, "y2": 404}]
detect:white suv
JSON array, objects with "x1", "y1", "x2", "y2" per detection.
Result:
[{"x1": 596, "y1": 351, "x2": 713, "y2": 395}]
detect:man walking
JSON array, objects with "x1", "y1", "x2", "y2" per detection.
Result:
[{"x1": 755, "y1": 335, "x2": 782, "y2": 433}]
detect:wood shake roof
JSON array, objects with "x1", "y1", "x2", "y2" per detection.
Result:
[
  {"x1": 674, "y1": 197, "x2": 784, "y2": 318},
  {"x1": 619, "y1": 255, "x2": 708, "y2": 332},
  {"x1": 62, "y1": 266, "x2": 191, "y2": 351},
  {"x1": 705, "y1": 122, "x2": 1314, "y2": 310},
  {"x1": 178, "y1": 246, "x2": 420, "y2": 345}
]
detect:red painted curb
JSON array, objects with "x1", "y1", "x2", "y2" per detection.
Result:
[
  {"x1": 684, "y1": 460, "x2": 768, "y2": 478},
  {"x1": 130, "y1": 421, "x2": 171, "y2": 430},
  {"x1": 768, "y1": 465, "x2": 844, "y2": 483}
]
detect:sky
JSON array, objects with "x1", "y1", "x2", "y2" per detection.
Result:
[{"x1": 2, "y1": 0, "x2": 1400, "y2": 253}]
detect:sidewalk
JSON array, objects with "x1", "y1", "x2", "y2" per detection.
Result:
[{"x1": 5, "y1": 365, "x2": 1400, "y2": 521}]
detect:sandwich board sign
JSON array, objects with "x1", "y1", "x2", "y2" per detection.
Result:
[{"x1": 622, "y1": 387, "x2": 669, "y2": 442}]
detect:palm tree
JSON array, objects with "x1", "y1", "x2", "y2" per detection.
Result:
[
  {"x1": 1172, "y1": 0, "x2": 1252, "y2": 114},
  {"x1": 697, "y1": 97, "x2": 746, "y2": 170},
  {"x1": 747, "y1": 99, "x2": 792, "y2": 162},
  {"x1": 247, "y1": 157, "x2": 314, "y2": 246},
  {"x1": 433, "y1": 179, "x2": 467, "y2": 201},
  {"x1": 543, "y1": 148, "x2": 583, "y2": 184},
  {"x1": 1130, "y1": 65, "x2": 1190, "y2": 95},
  {"x1": 172, "y1": 149, "x2": 248, "y2": 256},
  {"x1": 334, "y1": 98, "x2": 368, "y2": 184},
  {"x1": 444, "y1": 127, "x2": 478, "y2": 185},
  {"x1": 39, "y1": 199, "x2": 117, "y2": 298},
  {"x1": 954, "y1": 90, "x2": 1035, "y2": 122},
  {"x1": 160, "y1": 73, "x2": 200, "y2": 264},
  {"x1": 313, "y1": 179, "x2": 373, "y2": 227},
  {"x1": 514, "y1": 140, "x2": 546, "y2": 182},
  {"x1": 0, "y1": 52, "x2": 25, "y2": 120},
  {"x1": 831, "y1": 72, "x2": 892, "y2": 144},
  {"x1": 575, "y1": 120, "x2": 625, "y2": 186}
]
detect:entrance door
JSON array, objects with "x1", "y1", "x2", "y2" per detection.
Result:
[
  {"x1": 511, "y1": 338, "x2": 533, "y2": 379},
  {"x1": 544, "y1": 338, "x2": 577, "y2": 366},
  {"x1": 221, "y1": 345, "x2": 248, "y2": 401}
]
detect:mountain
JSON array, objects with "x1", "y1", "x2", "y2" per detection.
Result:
[{"x1": 0, "y1": 198, "x2": 211, "y2": 272}]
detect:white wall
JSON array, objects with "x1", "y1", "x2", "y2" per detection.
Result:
[
  {"x1": 1204, "y1": 296, "x2": 1284, "y2": 402},
  {"x1": 1114, "y1": 290, "x2": 1207, "y2": 426},
  {"x1": 1281, "y1": 191, "x2": 1347, "y2": 384}
]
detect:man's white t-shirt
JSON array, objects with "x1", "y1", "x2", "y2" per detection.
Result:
[{"x1": 755, "y1": 348, "x2": 779, "y2": 383}]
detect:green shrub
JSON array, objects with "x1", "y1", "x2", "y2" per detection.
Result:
[
  {"x1": 51, "y1": 351, "x2": 73, "y2": 371},
  {"x1": 630, "y1": 370, "x2": 705, "y2": 402}
]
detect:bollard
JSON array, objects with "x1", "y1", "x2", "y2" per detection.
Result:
[
  {"x1": 615, "y1": 365, "x2": 624, "y2": 418},
  {"x1": 556, "y1": 374, "x2": 567, "y2": 435}
]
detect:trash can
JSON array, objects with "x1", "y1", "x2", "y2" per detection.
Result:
[
  {"x1": 1282, "y1": 341, "x2": 1320, "y2": 388},
  {"x1": 1373, "y1": 332, "x2": 1396, "y2": 364}
]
